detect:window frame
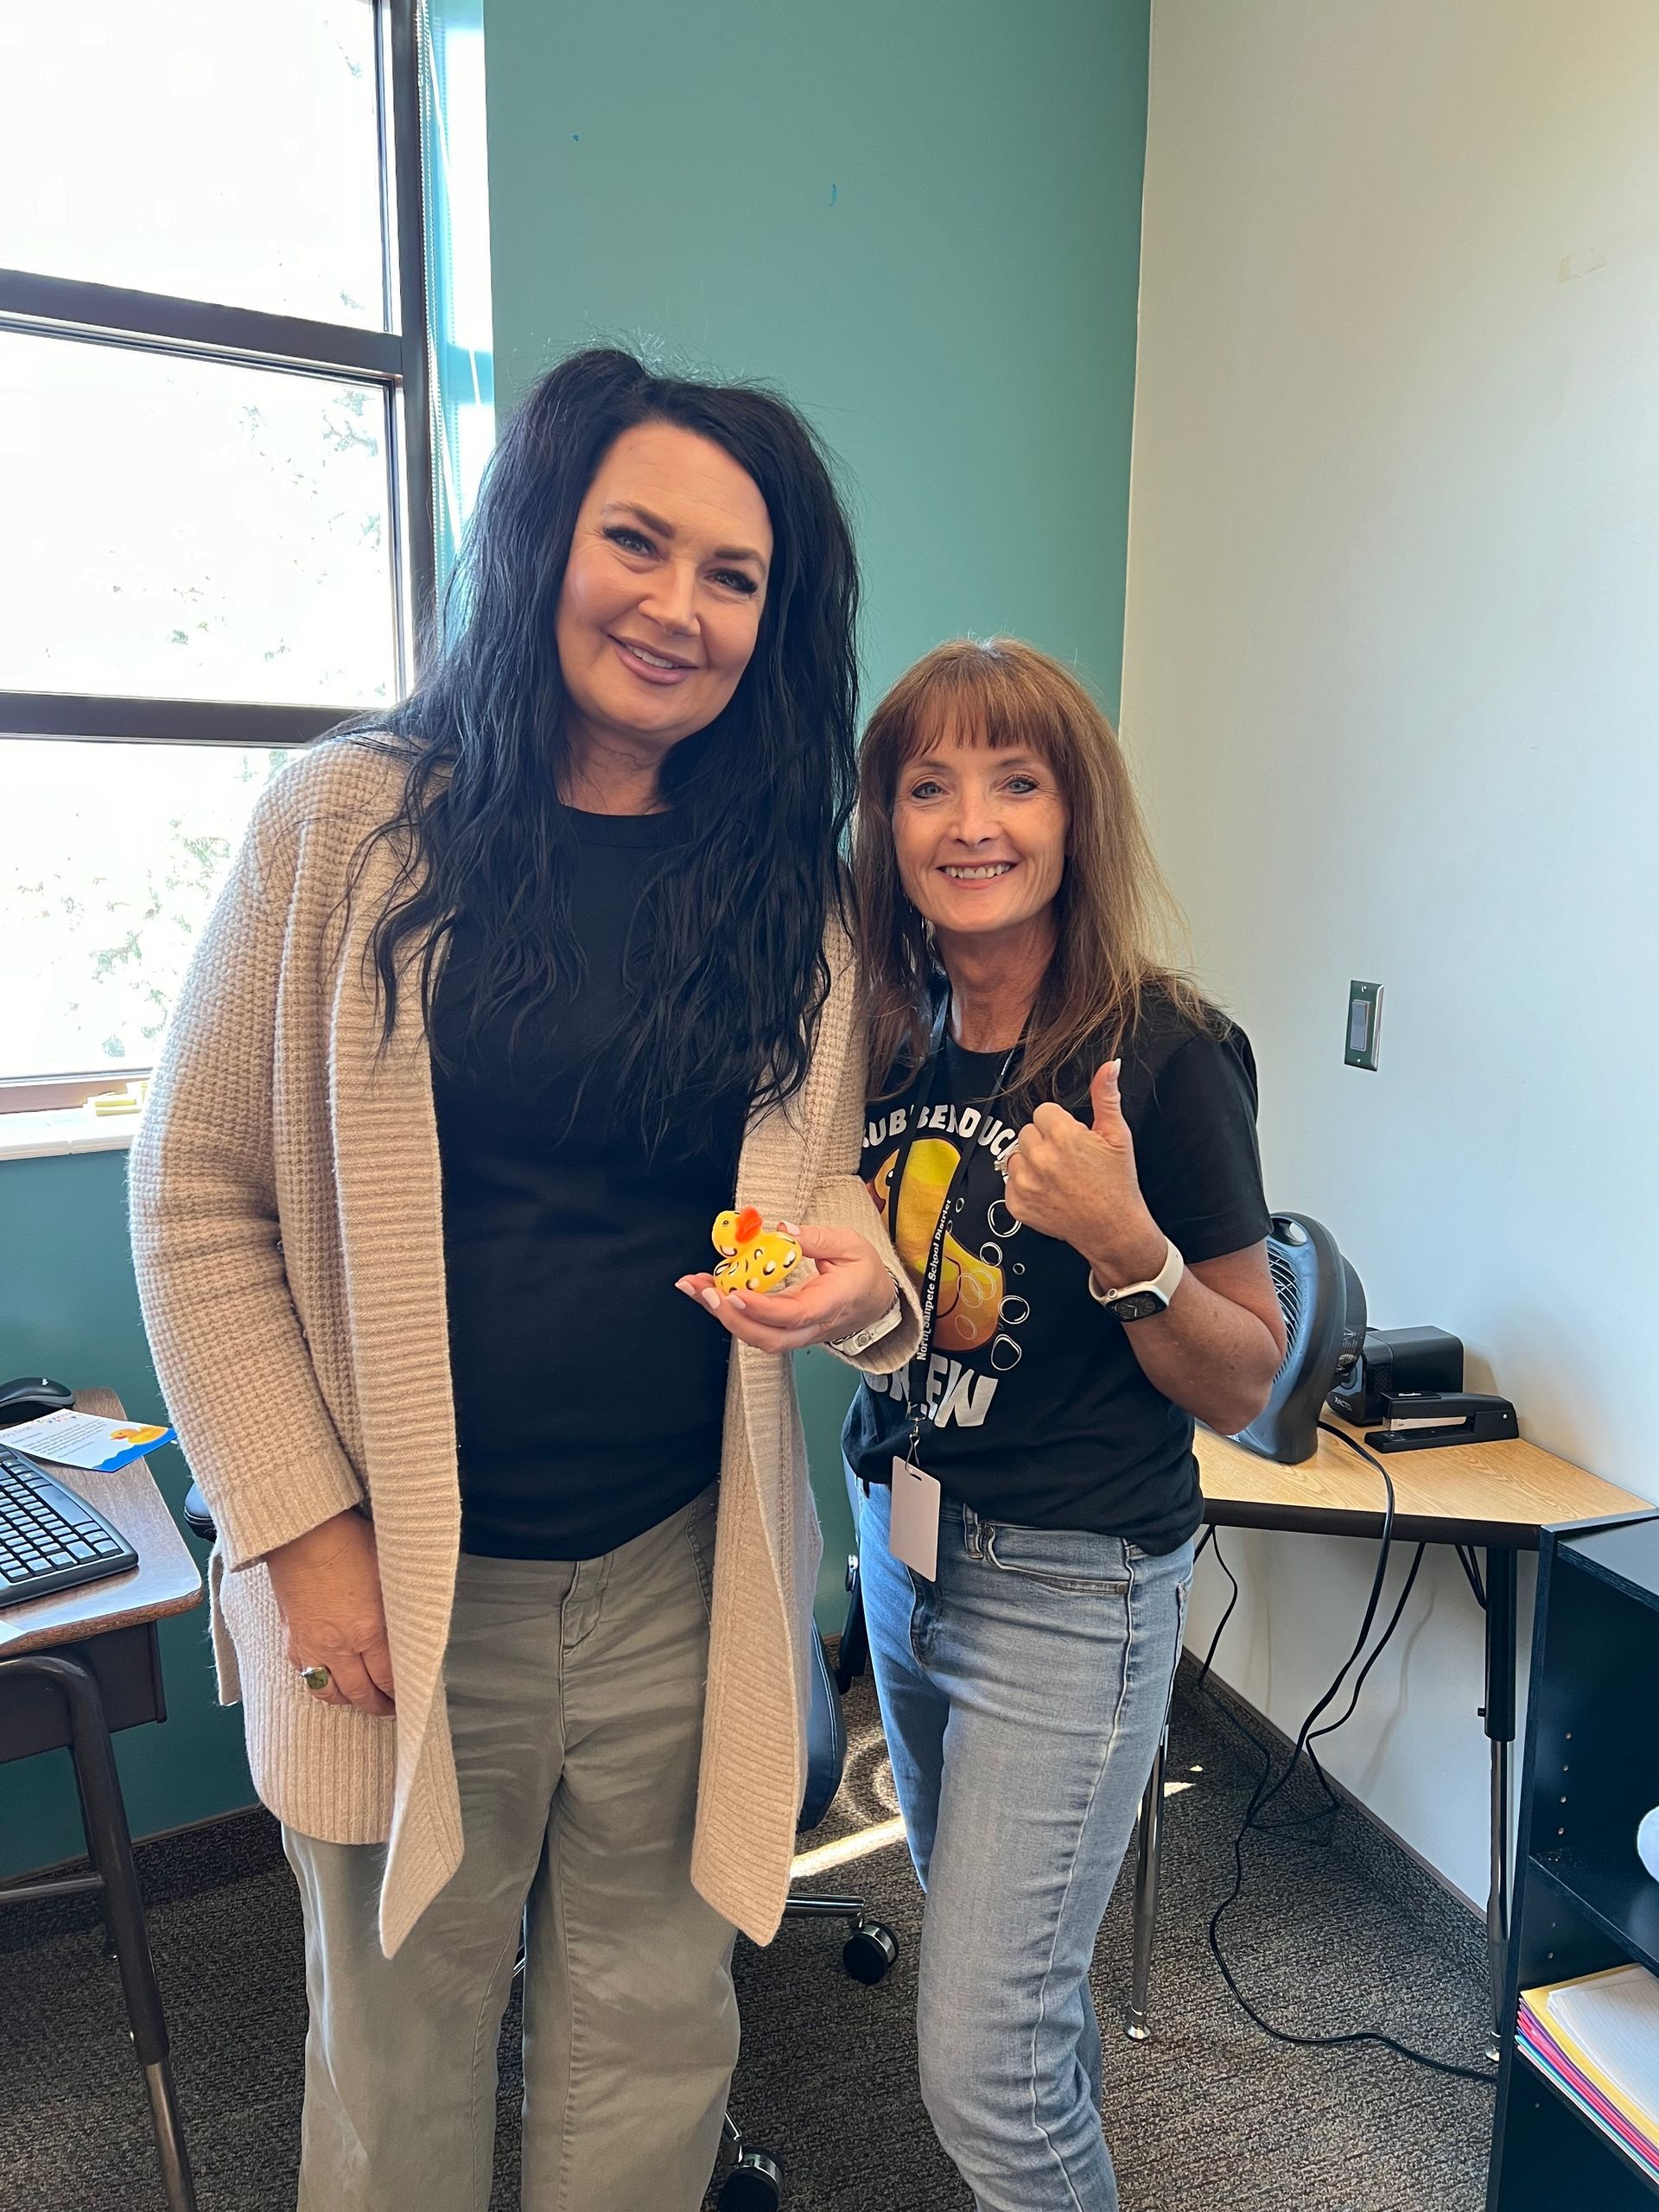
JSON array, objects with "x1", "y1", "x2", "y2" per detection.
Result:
[{"x1": 0, "y1": 0, "x2": 435, "y2": 753}]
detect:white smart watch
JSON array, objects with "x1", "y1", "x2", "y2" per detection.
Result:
[
  {"x1": 829, "y1": 1287, "x2": 905, "y2": 1358},
  {"x1": 1088, "y1": 1237, "x2": 1185, "y2": 1322}
]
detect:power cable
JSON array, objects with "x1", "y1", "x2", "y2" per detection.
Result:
[{"x1": 1193, "y1": 1424, "x2": 1497, "y2": 2084}]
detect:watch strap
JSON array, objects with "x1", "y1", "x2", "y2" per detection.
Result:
[
  {"x1": 1088, "y1": 1236, "x2": 1185, "y2": 1317},
  {"x1": 830, "y1": 1289, "x2": 905, "y2": 1358}
]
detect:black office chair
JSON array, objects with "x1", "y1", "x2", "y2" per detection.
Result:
[
  {"x1": 0, "y1": 1622, "x2": 197, "y2": 2212},
  {"x1": 180, "y1": 1484, "x2": 896, "y2": 2212}
]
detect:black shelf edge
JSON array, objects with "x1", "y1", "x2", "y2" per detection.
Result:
[
  {"x1": 1530, "y1": 1855, "x2": 1659, "y2": 1981},
  {"x1": 1514, "y1": 2037, "x2": 1659, "y2": 2198},
  {"x1": 1560, "y1": 1522, "x2": 1659, "y2": 1610}
]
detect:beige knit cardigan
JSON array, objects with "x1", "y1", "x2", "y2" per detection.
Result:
[{"x1": 128, "y1": 741, "x2": 918, "y2": 1957}]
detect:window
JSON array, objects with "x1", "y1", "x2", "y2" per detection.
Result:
[
  {"x1": 0, "y1": 0, "x2": 439, "y2": 1106},
  {"x1": 423, "y1": 0, "x2": 495, "y2": 582}
]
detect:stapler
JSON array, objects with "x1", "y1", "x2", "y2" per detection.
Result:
[{"x1": 1364, "y1": 1389, "x2": 1520, "y2": 1452}]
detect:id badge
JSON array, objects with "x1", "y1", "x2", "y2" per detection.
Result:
[{"x1": 890, "y1": 1455, "x2": 942, "y2": 1580}]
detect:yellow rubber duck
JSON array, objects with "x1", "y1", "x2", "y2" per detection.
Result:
[{"x1": 711, "y1": 1206, "x2": 802, "y2": 1294}]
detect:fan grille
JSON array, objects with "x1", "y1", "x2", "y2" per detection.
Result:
[{"x1": 1268, "y1": 1248, "x2": 1303, "y2": 1382}]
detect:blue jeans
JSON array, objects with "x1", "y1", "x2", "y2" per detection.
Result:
[{"x1": 855, "y1": 1475, "x2": 1192, "y2": 2212}]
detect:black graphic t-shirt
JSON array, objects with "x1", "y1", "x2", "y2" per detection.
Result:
[
  {"x1": 432, "y1": 804, "x2": 747, "y2": 1561},
  {"x1": 842, "y1": 992, "x2": 1272, "y2": 1553}
]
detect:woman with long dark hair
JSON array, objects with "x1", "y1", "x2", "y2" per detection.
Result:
[
  {"x1": 130, "y1": 347, "x2": 916, "y2": 2212},
  {"x1": 846, "y1": 639, "x2": 1284, "y2": 2212}
]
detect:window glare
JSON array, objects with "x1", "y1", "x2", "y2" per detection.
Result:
[
  {"x1": 0, "y1": 331, "x2": 397, "y2": 708},
  {"x1": 427, "y1": 10, "x2": 496, "y2": 578},
  {"x1": 0, "y1": 1, "x2": 463, "y2": 1088},
  {"x1": 1, "y1": 741, "x2": 289, "y2": 1081},
  {"x1": 0, "y1": 0, "x2": 385, "y2": 327},
  {"x1": 434, "y1": 27, "x2": 493, "y2": 358}
]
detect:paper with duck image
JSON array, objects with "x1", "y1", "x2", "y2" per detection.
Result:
[{"x1": 0, "y1": 1408, "x2": 175, "y2": 1472}]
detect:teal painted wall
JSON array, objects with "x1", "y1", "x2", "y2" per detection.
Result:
[
  {"x1": 485, "y1": 0, "x2": 1148, "y2": 715},
  {"x1": 481, "y1": 0, "x2": 1152, "y2": 1612},
  {"x1": 0, "y1": 0, "x2": 1149, "y2": 1872}
]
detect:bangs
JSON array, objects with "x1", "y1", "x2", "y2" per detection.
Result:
[
  {"x1": 854, "y1": 632, "x2": 1212, "y2": 1104},
  {"x1": 883, "y1": 645, "x2": 1071, "y2": 785}
]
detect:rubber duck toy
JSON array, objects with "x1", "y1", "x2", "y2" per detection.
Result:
[{"x1": 711, "y1": 1206, "x2": 802, "y2": 1295}]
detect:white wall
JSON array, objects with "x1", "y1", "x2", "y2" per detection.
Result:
[{"x1": 1122, "y1": 0, "x2": 1659, "y2": 1904}]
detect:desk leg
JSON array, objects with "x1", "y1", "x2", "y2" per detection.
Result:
[
  {"x1": 2, "y1": 1653, "x2": 198, "y2": 2212},
  {"x1": 1484, "y1": 1548, "x2": 1519, "y2": 2063},
  {"x1": 1124, "y1": 1724, "x2": 1168, "y2": 2043}
]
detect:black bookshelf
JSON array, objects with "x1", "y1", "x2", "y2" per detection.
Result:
[{"x1": 1488, "y1": 1513, "x2": 1659, "y2": 2209}]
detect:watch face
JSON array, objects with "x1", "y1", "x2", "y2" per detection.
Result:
[{"x1": 1108, "y1": 1288, "x2": 1169, "y2": 1323}]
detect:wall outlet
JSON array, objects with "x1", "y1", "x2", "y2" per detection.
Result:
[{"x1": 1345, "y1": 980, "x2": 1382, "y2": 1070}]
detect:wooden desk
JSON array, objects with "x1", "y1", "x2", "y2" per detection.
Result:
[
  {"x1": 0, "y1": 1387, "x2": 201, "y2": 1659},
  {"x1": 0, "y1": 1389, "x2": 202, "y2": 2211},
  {"x1": 1125, "y1": 1419, "x2": 1652, "y2": 2056},
  {"x1": 1196, "y1": 1419, "x2": 1648, "y2": 1551}
]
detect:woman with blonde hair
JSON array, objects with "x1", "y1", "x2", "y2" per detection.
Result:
[{"x1": 846, "y1": 638, "x2": 1285, "y2": 2212}]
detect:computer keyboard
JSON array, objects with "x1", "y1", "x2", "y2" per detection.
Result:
[{"x1": 0, "y1": 1439, "x2": 139, "y2": 1605}]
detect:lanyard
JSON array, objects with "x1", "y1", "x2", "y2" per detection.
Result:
[{"x1": 891, "y1": 992, "x2": 1023, "y2": 1463}]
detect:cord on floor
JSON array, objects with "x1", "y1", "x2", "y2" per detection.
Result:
[{"x1": 1192, "y1": 1425, "x2": 1497, "y2": 2086}]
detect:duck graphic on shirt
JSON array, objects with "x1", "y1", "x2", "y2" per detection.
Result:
[
  {"x1": 868, "y1": 1139, "x2": 1003, "y2": 1355},
  {"x1": 863, "y1": 1090, "x2": 1032, "y2": 1431}
]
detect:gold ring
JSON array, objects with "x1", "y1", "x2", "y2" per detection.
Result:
[{"x1": 299, "y1": 1663, "x2": 332, "y2": 1695}]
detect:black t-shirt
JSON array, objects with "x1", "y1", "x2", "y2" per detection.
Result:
[
  {"x1": 842, "y1": 992, "x2": 1272, "y2": 1553},
  {"x1": 430, "y1": 804, "x2": 747, "y2": 1560}
]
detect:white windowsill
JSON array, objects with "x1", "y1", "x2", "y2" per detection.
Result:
[{"x1": 0, "y1": 1103, "x2": 143, "y2": 1162}]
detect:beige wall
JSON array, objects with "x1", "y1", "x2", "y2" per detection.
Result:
[{"x1": 1123, "y1": 0, "x2": 1659, "y2": 1900}]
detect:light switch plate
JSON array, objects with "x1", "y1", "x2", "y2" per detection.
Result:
[{"x1": 1345, "y1": 981, "x2": 1382, "y2": 1071}]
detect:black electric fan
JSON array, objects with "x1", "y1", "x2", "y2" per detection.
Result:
[{"x1": 1231, "y1": 1212, "x2": 1367, "y2": 1464}]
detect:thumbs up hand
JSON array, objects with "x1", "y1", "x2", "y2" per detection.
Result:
[
  {"x1": 1001, "y1": 1061, "x2": 1168, "y2": 1287},
  {"x1": 1085, "y1": 1058, "x2": 1134, "y2": 1147}
]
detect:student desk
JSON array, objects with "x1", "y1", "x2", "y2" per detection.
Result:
[
  {"x1": 1124, "y1": 1419, "x2": 1651, "y2": 2055},
  {"x1": 0, "y1": 1389, "x2": 203, "y2": 2211}
]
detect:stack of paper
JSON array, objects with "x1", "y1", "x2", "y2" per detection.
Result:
[{"x1": 1518, "y1": 1963, "x2": 1659, "y2": 2183}]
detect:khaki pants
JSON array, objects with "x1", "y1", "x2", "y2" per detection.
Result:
[{"x1": 283, "y1": 1484, "x2": 737, "y2": 2212}]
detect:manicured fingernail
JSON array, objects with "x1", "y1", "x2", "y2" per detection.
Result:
[
  {"x1": 779, "y1": 1219, "x2": 800, "y2": 1235},
  {"x1": 701, "y1": 1288, "x2": 722, "y2": 1312},
  {"x1": 728, "y1": 1294, "x2": 749, "y2": 1312}
]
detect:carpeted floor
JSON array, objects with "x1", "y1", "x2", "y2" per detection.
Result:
[{"x1": 0, "y1": 1658, "x2": 1496, "y2": 2212}]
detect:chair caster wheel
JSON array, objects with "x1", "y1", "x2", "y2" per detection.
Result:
[
  {"x1": 719, "y1": 2149, "x2": 783, "y2": 2209},
  {"x1": 842, "y1": 1917, "x2": 898, "y2": 1984}
]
